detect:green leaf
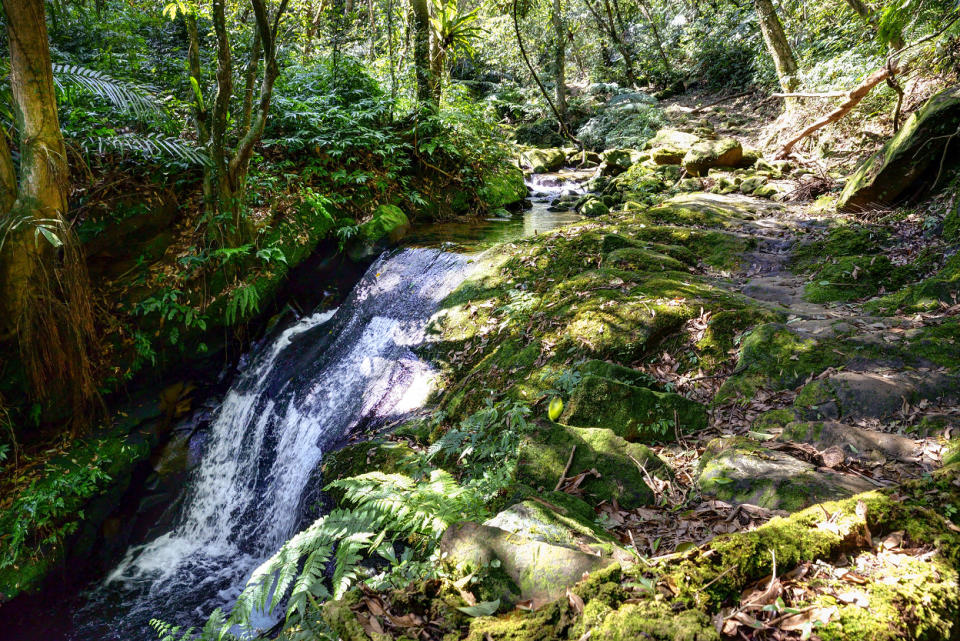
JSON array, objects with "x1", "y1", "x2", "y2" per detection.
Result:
[
  {"x1": 548, "y1": 396, "x2": 564, "y2": 422},
  {"x1": 36, "y1": 226, "x2": 63, "y2": 248},
  {"x1": 456, "y1": 599, "x2": 500, "y2": 617}
]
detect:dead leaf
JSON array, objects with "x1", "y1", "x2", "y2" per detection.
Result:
[
  {"x1": 567, "y1": 588, "x2": 585, "y2": 615},
  {"x1": 836, "y1": 590, "x2": 869, "y2": 607}
]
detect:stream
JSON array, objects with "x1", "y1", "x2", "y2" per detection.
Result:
[{"x1": 35, "y1": 170, "x2": 593, "y2": 641}]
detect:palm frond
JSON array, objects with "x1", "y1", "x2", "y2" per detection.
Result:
[
  {"x1": 52, "y1": 64, "x2": 157, "y2": 118},
  {"x1": 81, "y1": 132, "x2": 210, "y2": 166}
]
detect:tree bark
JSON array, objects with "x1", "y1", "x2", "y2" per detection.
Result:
[
  {"x1": 583, "y1": 0, "x2": 638, "y2": 86},
  {"x1": 552, "y1": 0, "x2": 567, "y2": 127},
  {"x1": 637, "y1": 0, "x2": 671, "y2": 73},
  {"x1": 754, "y1": 0, "x2": 798, "y2": 92},
  {"x1": 411, "y1": 0, "x2": 434, "y2": 109},
  {"x1": 0, "y1": 0, "x2": 68, "y2": 332}
]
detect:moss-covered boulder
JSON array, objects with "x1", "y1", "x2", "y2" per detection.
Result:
[
  {"x1": 520, "y1": 148, "x2": 566, "y2": 174},
  {"x1": 867, "y1": 253, "x2": 960, "y2": 314},
  {"x1": 579, "y1": 197, "x2": 610, "y2": 218},
  {"x1": 647, "y1": 129, "x2": 701, "y2": 165},
  {"x1": 683, "y1": 138, "x2": 743, "y2": 177},
  {"x1": 560, "y1": 375, "x2": 706, "y2": 442},
  {"x1": 481, "y1": 166, "x2": 528, "y2": 208},
  {"x1": 839, "y1": 84, "x2": 960, "y2": 212},
  {"x1": 483, "y1": 497, "x2": 614, "y2": 551},
  {"x1": 647, "y1": 192, "x2": 755, "y2": 228},
  {"x1": 603, "y1": 247, "x2": 685, "y2": 273},
  {"x1": 440, "y1": 521, "x2": 616, "y2": 607},
  {"x1": 517, "y1": 421, "x2": 667, "y2": 509},
  {"x1": 698, "y1": 437, "x2": 874, "y2": 511},
  {"x1": 602, "y1": 149, "x2": 635, "y2": 174},
  {"x1": 803, "y1": 255, "x2": 913, "y2": 303}
]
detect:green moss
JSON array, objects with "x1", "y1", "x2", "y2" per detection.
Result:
[
  {"x1": 482, "y1": 165, "x2": 527, "y2": 208},
  {"x1": 751, "y1": 408, "x2": 799, "y2": 431},
  {"x1": 803, "y1": 255, "x2": 913, "y2": 303},
  {"x1": 591, "y1": 603, "x2": 718, "y2": 641},
  {"x1": 646, "y1": 193, "x2": 752, "y2": 229},
  {"x1": 576, "y1": 360, "x2": 659, "y2": 390},
  {"x1": 867, "y1": 255, "x2": 960, "y2": 314},
  {"x1": 517, "y1": 421, "x2": 666, "y2": 509},
  {"x1": 683, "y1": 138, "x2": 743, "y2": 177},
  {"x1": 603, "y1": 247, "x2": 684, "y2": 273},
  {"x1": 792, "y1": 225, "x2": 889, "y2": 270},
  {"x1": 794, "y1": 381, "x2": 836, "y2": 412},
  {"x1": 560, "y1": 375, "x2": 707, "y2": 443},
  {"x1": 717, "y1": 323, "x2": 847, "y2": 402}
]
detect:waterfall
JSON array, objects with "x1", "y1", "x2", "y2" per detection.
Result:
[{"x1": 74, "y1": 248, "x2": 471, "y2": 640}]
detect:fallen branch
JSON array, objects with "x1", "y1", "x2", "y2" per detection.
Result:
[
  {"x1": 691, "y1": 91, "x2": 752, "y2": 114},
  {"x1": 776, "y1": 64, "x2": 899, "y2": 158},
  {"x1": 772, "y1": 91, "x2": 846, "y2": 98},
  {"x1": 554, "y1": 445, "x2": 577, "y2": 491}
]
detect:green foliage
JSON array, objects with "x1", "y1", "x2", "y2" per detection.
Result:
[
  {"x1": 0, "y1": 433, "x2": 148, "y2": 575},
  {"x1": 219, "y1": 469, "x2": 486, "y2": 635},
  {"x1": 224, "y1": 284, "x2": 261, "y2": 326},
  {"x1": 576, "y1": 95, "x2": 665, "y2": 151},
  {"x1": 133, "y1": 288, "x2": 208, "y2": 348}
]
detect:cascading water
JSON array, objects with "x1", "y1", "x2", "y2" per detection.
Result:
[{"x1": 73, "y1": 248, "x2": 472, "y2": 640}]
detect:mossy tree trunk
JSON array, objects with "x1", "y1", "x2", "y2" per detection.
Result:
[{"x1": 754, "y1": 0, "x2": 798, "y2": 92}]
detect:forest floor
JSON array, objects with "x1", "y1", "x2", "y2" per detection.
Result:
[{"x1": 319, "y1": 91, "x2": 960, "y2": 640}]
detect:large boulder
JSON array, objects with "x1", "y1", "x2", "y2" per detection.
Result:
[
  {"x1": 683, "y1": 138, "x2": 743, "y2": 176},
  {"x1": 439, "y1": 521, "x2": 615, "y2": 608},
  {"x1": 646, "y1": 128, "x2": 701, "y2": 165},
  {"x1": 839, "y1": 85, "x2": 960, "y2": 212},
  {"x1": 560, "y1": 375, "x2": 707, "y2": 442},
  {"x1": 517, "y1": 421, "x2": 667, "y2": 509},
  {"x1": 520, "y1": 148, "x2": 566, "y2": 173},
  {"x1": 579, "y1": 197, "x2": 609, "y2": 218},
  {"x1": 698, "y1": 437, "x2": 874, "y2": 511}
]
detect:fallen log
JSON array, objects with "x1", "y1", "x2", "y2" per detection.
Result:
[{"x1": 776, "y1": 64, "x2": 899, "y2": 158}]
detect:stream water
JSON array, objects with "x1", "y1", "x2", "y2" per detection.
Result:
[{"x1": 59, "y1": 170, "x2": 590, "y2": 640}]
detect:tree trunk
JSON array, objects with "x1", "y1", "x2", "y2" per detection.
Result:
[
  {"x1": 637, "y1": 0, "x2": 671, "y2": 73},
  {"x1": 583, "y1": 0, "x2": 638, "y2": 86},
  {"x1": 0, "y1": 0, "x2": 68, "y2": 331},
  {"x1": 0, "y1": 0, "x2": 99, "y2": 426},
  {"x1": 411, "y1": 0, "x2": 434, "y2": 109},
  {"x1": 552, "y1": 0, "x2": 567, "y2": 127},
  {"x1": 754, "y1": 0, "x2": 798, "y2": 92}
]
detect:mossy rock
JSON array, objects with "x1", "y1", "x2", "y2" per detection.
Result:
[
  {"x1": 683, "y1": 138, "x2": 743, "y2": 177},
  {"x1": 647, "y1": 193, "x2": 754, "y2": 228},
  {"x1": 603, "y1": 247, "x2": 685, "y2": 273},
  {"x1": 677, "y1": 178, "x2": 703, "y2": 192},
  {"x1": 483, "y1": 498, "x2": 615, "y2": 551},
  {"x1": 560, "y1": 375, "x2": 706, "y2": 442},
  {"x1": 647, "y1": 129, "x2": 701, "y2": 165},
  {"x1": 839, "y1": 84, "x2": 960, "y2": 212},
  {"x1": 803, "y1": 255, "x2": 914, "y2": 303},
  {"x1": 717, "y1": 323, "x2": 846, "y2": 402},
  {"x1": 440, "y1": 521, "x2": 616, "y2": 608},
  {"x1": 698, "y1": 436, "x2": 873, "y2": 511},
  {"x1": 590, "y1": 603, "x2": 718, "y2": 641},
  {"x1": 738, "y1": 175, "x2": 766, "y2": 194},
  {"x1": 577, "y1": 359, "x2": 659, "y2": 390},
  {"x1": 360, "y1": 204, "x2": 410, "y2": 243},
  {"x1": 603, "y1": 149, "x2": 635, "y2": 172},
  {"x1": 517, "y1": 421, "x2": 667, "y2": 509},
  {"x1": 482, "y1": 165, "x2": 528, "y2": 208},
  {"x1": 520, "y1": 148, "x2": 566, "y2": 174},
  {"x1": 579, "y1": 198, "x2": 610, "y2": 218},
  {"x1": 866, "y1": 254, "x2": 960, "y2": 314}
]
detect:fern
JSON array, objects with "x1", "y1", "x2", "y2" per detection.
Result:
[
  {"x1": 82, "y1": 133, "x2": 210, "y2": 166},
  {"x1": 52, "y1": 64, "x2": 157, "y2": 118},
  {"x1": 218, "y1": 470, "x2": 485, "y2": 635},
  {"x1": 224, "y1": 284, "x2": 261, "y2": 326}
]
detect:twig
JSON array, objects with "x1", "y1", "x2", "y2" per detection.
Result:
[
  {"x1": 554, "y1": 444, "x2": 577, "y2": 491},
  {"x1": 530, "y1": 495, "x2": 568, "y2": 515},
  {"x1": 701, "y1": 563, "x2": 738, "y2": 590}
]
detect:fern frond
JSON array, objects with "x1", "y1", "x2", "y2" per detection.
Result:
[
  {"x1": 82, "y1": 132, "x2": 210, "y2": 166},
  {"x1": 52, "y1": 64, "x2": 157, "y2": 117}
]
